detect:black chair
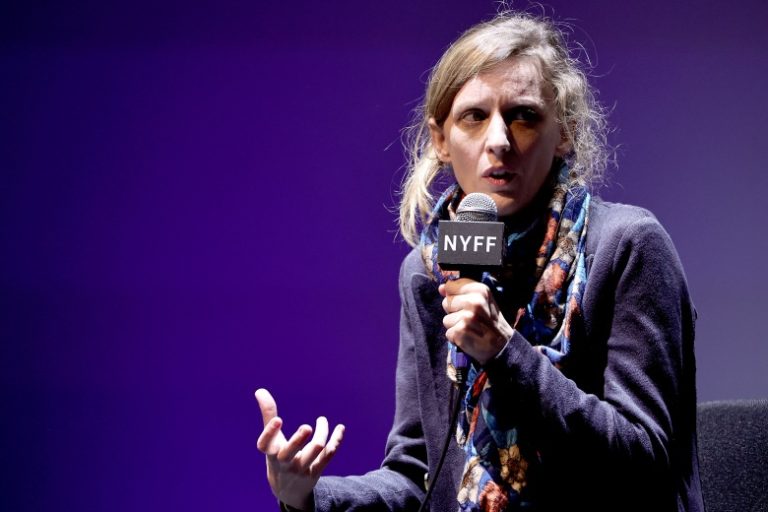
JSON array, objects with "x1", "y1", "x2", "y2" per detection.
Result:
[{"x1": 697, "y1": 399, "x2": 768, "y2": 512}]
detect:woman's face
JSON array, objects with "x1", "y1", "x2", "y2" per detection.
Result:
[{"x1": 429, "y1": 57, "x2": 568, "y2": 218}]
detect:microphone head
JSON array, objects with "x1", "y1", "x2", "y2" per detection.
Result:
[{"x1": 456, "y1": 193, "x2": 498, "y2": 222}]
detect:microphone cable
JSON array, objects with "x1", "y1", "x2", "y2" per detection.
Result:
[{"x1": 416, "y1": 367, "x2": 468, "y2": 512}]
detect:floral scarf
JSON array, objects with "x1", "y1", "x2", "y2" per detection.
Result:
[{"x1": 419, "y1": 166, "x2": 591, "y2": 511}]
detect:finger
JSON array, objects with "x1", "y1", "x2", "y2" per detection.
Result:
[
  {"x1": 298, "y1": 416, "x2": 329, "y2": 468},
  {"x1": 257, "y1": 416, "x2": 284, "y2": 455},
  {"x1": 443, "y1": 293, "x2": 487, "y2": 315},
  {"x1": 255, "y1": 388, "x2": 278, "y2": 427},
  {"x1": 276, "y1": 424, "x2": 313, "y2": 463},
  {"x1": 445, "y1": 312, "x2": 485, "y2": 338},
  {"x1": 443, "y1": 288, "x2": 467, "y2": 313},
  {"x1": 442, "y1": 294, "x2": 451, "y2": 313},
  {"x1": 443, "y1": 310, "x2": 462, "y2": 330},
  {"x1": 443, "y1": 277, "x2": 473, "y2": 292},
  {"x1": 311, "y1": 424, "x2": 345, "y2": 476},
  {"x1": 443, "y1": 310, "x2": 483, "y2": 330},
  {"x1": 444, "y1": 278, "x2": 487, "y2": 296}
]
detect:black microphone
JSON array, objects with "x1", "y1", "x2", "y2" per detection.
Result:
[
  {"x1": 437, "y1": 192, "x2": 504, "y2": 281},
  {"x1": 436, "y1": 192, "x2": 505, "y2": 381}
]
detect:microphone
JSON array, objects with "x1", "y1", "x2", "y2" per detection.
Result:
[
  {"x1": 437, "y1": 192, "x2": 505, "y2": 382},
  {"x1": 437, "y1": 192, "x2": 504, "y2": 281},
  {"x1": 456, "y1": 192, "x2": 499, "y2": 222}
]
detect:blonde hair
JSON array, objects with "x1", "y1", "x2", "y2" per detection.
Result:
[{"x1": 398, "y1": 10, "x2": 608, "y2": 246}]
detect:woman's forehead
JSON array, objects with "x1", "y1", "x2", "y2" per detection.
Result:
[{"x1": 452, "y1": 57, "x2": 553, "y2": 108}]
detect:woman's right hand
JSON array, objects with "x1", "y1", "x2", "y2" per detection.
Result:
[{"x1": 255, "y1": 388, "x2": 345, "y2": 511}]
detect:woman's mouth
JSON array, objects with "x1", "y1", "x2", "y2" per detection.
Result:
[{"x1": 483, "y1": 168, "x2": 514, "y2": 186}]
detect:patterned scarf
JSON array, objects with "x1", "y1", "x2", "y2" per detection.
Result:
[{"x1": 419, "y1": 165, "x2": 590, "y2": 511}]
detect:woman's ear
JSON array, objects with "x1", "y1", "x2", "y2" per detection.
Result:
[
  {"x1": 555, "y1": 137, "x2": 572, "y2": 157},
  {"x1": 555, "y1": 124, "x2": 573, "y2": 157},
  {"x1": 428, "y1": 118, "x2": 450, "y2": 163}
]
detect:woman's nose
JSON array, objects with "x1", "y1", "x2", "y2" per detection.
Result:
[{"x1": 484, "y1": 113, "x2": 511, "y2": 157}]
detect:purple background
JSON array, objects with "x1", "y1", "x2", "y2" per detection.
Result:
[{"x1": 2, "y1": 1, "x2": 767, "y2": 510}]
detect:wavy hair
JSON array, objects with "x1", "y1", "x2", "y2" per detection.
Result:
[{"x1": 398, "y1": 10, "x2": 608, "y2": 246}]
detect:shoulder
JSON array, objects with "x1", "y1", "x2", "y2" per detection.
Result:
[
  {"x1": 588, "y1": 197, "x2": 656, "y2": 229},
  {"x1": 585, "y1": 198, "x2": 690, "y2": 296},
  {"x1": 399, "y1": 247, "x2": 428, "y2": 283},
  {"x1": 586, "y1": 198, "x2": 680, "y2": 264},
  {"x1": 587, "y1": 198, "x2": 663, "y2": 248}
]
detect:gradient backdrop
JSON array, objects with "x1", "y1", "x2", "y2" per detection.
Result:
[{"x1": 2, "y1": 1, "x2": 767, "y2": 510}]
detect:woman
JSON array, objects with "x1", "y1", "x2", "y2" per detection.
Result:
[{"x1": 256, "y1": 10, "x2": 704, "y2": 512}]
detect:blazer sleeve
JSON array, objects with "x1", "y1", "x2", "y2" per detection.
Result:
[
  {"x1": 483, "y1": 212, "x2": 697, "y2": 491},
  {"x1": 311, "y1": 257, "x2": 428, "y2": 512}
]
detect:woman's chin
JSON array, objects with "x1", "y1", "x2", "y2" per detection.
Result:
[{"x1": 489, "y1": 193, "x2": 523, "y2": 218}]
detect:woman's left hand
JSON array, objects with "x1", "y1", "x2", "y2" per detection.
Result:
[{"x1": 439, "y1": 278, "x2": 515, "y2": 365}]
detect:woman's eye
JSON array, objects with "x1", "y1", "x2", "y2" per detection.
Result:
[
  {"x1": 460, "y1": 109, "x2": 487, "y2": 123},
  {"x1": 506, "y1": 107, "x2": 541, "y2": 124}
]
